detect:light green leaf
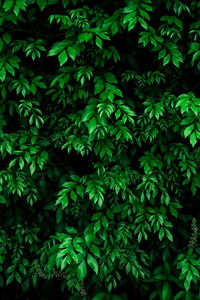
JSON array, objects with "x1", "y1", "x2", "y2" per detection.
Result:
[
  {"x1": 48, "y1": 41, "x2": 67, "y2": 56},
  {"x1": 180, "y1": 117, "x2": 193, "y2": 126},
  {"x1": 19, "y1": 157, "x2": 24, "y2": 170},
  {"x1": 60, "y1": 256, "x2": 68, "y2": 271},
  {"x1": 5, "y1": 63, "x2": 15, "y2": 76},
  {"x1": 184, "y1": 124, "x2": 194, "y2": 138},
  {"x1": 128, "y1": 17, "x2": 137, "y2": 31},
  {"x1": 0, "y1": 67, "x2": 6, "y2": 82},
  {"x1": 67, "y1": 46, "x2": 77, "y2": 61},
  {"x1": 158, "y1": 49, "x2": 166, "y2": 60},
  {"x1": 81, "y1": 109, "x2": 95, "y2": 122},
  {"x1": 165, "y1": 229, "x2": 173, "y2": 242},
  {"x1": 95, "y1": 36, "x2": 102, "y2": 49},
  {"x1": 87, "y1": 253, "x2": 98, "y2": 274},
  {"x1": 70, "y1": 190, "x2": 77, "y2": 202},
  {"x1": 163, "y1": 54, "x2": 171, "y2": 66},
  {"x1": 138, "y1": 17, "x2": 148, "y2": 30},
  {"x1": 123, "y1": 12, "x2": 136, "y2": 24},
  {"x1": 58, "y1": 50, "x2": 68, "y2": 66},
  {"x1": 30, "y1": 161, "x2": 36, "y2": 175},
  {"x1": 190, "y1": 131, "x2": 197, "y2": 147},
  {"x1": 73, "y1": 242, "x2": 83, "y2": 253},
  {"x1": 88, "y1": 117, "x2": 96, "y2": 134}
]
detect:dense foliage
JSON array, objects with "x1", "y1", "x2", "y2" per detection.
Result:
[{"x1": 1, "y1": 0, "x2": 200, "y2": 299}]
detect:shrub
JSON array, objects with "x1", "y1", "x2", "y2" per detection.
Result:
[{"x1": 1, "y1": 0, "x2": 200, "y2": 299}]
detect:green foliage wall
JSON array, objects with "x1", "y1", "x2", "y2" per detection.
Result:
[{"x1": 1, "y1": 0, "x2": 200, "y2": 299}]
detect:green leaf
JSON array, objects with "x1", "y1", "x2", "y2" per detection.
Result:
[
  {"x1": 37, "y1": 0, "x2": 47, "y2": 10},
  {"x1": 92, "y1": 293, "x2": 106, "y2": 300},
  {"x1": 192, "y1": 50, "x2": 200, "y2": 62},
  {"x1": 190, "y1": 265, "x2": 199, "y2": 277},
  {"x1": 19, "y1": 263, "x2": 26, "y2": 275},
  {"x1": 81, "y1": 108, "x2": 95, "y2": 122},
  {"x1": 0, "y1": 39, "x2": 4, "y2": 51},
  {"x1": 60, "y1": 256, "x2": 68, "y2": 271},
  {"x1": 180, "y1": 117, "x2": 194, "y2": 126},
  {"x1": 184, "y1": 278, "x2": 190, "y2": 291},
  {"x1": 90, "y1": 244, "x2": 100, "y2": 258},
  {"x1": 73, "y1": 242, "x2": 83, "y2": 253},
  {"x1": 158, "y1": 49, "x2": 166, "y2": 60},
  {"x1": 138, "y1": 17, "x2": 148, "y2": 30},
  {"x1": 95, "y1": 36, "x2": 102, "y2": 49},
  {"x1": 22, "y1": 259, "x2": 29, "y2": 267},
  {"x1": 163, "y1": 54, "x2": 171, "y2": 66},
  {"x1": 165, "y1": 229, "x2": 173, "y2": 242},
  {"x1": 7, "y1": 265, "x2": 16, "y2": 273},
  {"x1": 77, "y1": 260, "x2": 87, "y2": 281},
  {"x1": 3, "y1": 0, "x2": 13, "y2": 11},
  {"x1": 62, "y1": 0, "x2": 69, "y2": 8},
  {"x1": 21, "y1": 278, "x2": 30, "y2": 292},
  {"x1": 9, "y1": 158, "x2": 17, "y2": 168},
  {"x1": 65, "y1": 226, "x2": 77, "y2": 234},
  {"x1": 0, "y1": 67, "x2": 6, "y2": 82},
  {"x1": 94, "y1": 220, "x2": 101, "y2": 234},
  {"x1": 128, "y1": 17, "x2": 137, "y2": 31},
  {"x1": 5, "y1": 63, "x2": 15, "y2": 76},
  {"x1": 30, "y1": 161, "x2": 36, "y2": 175},
  {"x1": 174, "y1": 291, "x2": 185, "y2": 300},
  {"x1": 123, "y1": 12, "x2": 136, "y2": 24},
  {"x1": 47, "y1": 255, "x2": 56, "y2": 272},
  {"x1": 84, "y1": 224, "x2": 95, "y2": 247},
  {"x1": 104, "y1": 72, "x2": 118, "y2": 84},
  {"x1": 31, "y1": 272, "x2": 37, "y2": 288},
  {"x1": 88, "y1": 117, "x2": 96, "y2": 134},
  {"x1": 6, "y1": 273, "x2": 14, "y2": 285},
  {"x1": 70, "y1": 190, "x2": 77, "y2": 202},
  {"x1": 78, "y1": 32, "x2": 93, "y2": 43},
  {"x1": 162, "y1": 281, "x2": 169, "y2": 300},
  {"x1": 87, "y1": 253, "x2": 98, "y2": 274},
  {"x1": 184, "y1": 124, "x2": 194, "y2": 138},
  {"x1": 2, "y1": 33, "x2": 11, "y2": 44},
  {"x1": 19, "y1": 157, "x2": 24, "y2": 170},
  {"x1": 138, "y1": 232, "x2": 142, "y2": 243},
  {"x1": 58, "y1": 50, "x2": 68, "y2": 66},
  {"x1": 94, "y1": 81, "x2": 104, "y2": 95},
  {"x1": 189, "y1": 131, "x2": 197, "y2": 147},
  {"x1": 67, "y1": 46, "x2": 77, "y2": 61},
  {"x1": 111, "y1": 22, "x2": 118, "y2": 35},
  {"x1": 0, "y1": 195, "x2": 7, "y2": 204},
  {"x1": 158, "y1": 227, "x2": 164, "y2": 241},
  {"x1": 48, "y1": 41, "x2": 67, "y2": 56}
]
